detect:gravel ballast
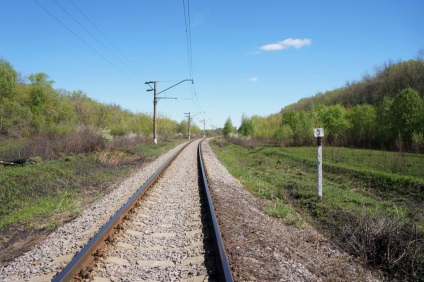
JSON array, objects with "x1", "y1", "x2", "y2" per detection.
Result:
[{"x1": 92, "y1": 139, "x2": 214, "y2": 281}]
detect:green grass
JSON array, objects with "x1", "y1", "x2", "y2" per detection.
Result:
[
  {"x1": 0, "y1": 139, "x2": 185, "y2": 233},
  {"x1": 212, "y1": 141, "x2": 423, "y2": 224},
  {"x1": 0, "y1": 191, "x2": 77, "y2": 229},
  {"x1": 211, "y1": 142, "x2": 421, "y2": 223},
  {"x1": 210, "y1": 139, "x2": 424, "y2": 279},
  {"x1": 281, "y1": 146, "x2": 424, "y2": 178}
]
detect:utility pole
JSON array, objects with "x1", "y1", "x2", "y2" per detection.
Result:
[
  {"x1": 200, "y1": 119, "x2": 206, "y2": 137},
  {"x1": 153, "y1": 81, "x2": 158, "y2": 144},
  {"x1": 145, "y1": 79, "x2": 193, "y2": 144},
  {"x1": 184, "y1": 111, "x2": 205, "y2": 140},
  {"x1": 184, "y1": 112, "x2": 191, "y2": 139},
  {"x1": 145, "y1": 81, "x2": 159, "y2": 144}
]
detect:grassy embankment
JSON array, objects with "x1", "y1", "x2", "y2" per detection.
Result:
[
  {"x1": 0, "y1": 140, "x2": 184, "y2": 244},
  {"x1": 210, "y1": 139, "x2": 424, "y2": 280}
]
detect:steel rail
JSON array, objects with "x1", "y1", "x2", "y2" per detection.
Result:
[
  {"x1": 52, "y1": 141, "x2": 193, "y2": 282},
  {"x1": 198, "y1": 140, "x2": 233, "y2": 282}
]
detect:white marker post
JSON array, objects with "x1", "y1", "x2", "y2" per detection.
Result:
[{"x1": 314, "y1": 128, "x2": 324, "y2": 199}]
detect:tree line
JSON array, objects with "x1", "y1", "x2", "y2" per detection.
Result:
[
  {"x1": 0, "y1": 58, "x2": 201, "y2": 141},
  {"x1": 225, "y1": 56, "x2": 424, "y2": 152}
]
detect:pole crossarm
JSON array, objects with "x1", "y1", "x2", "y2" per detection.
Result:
[
  {"x1": 191, "y1": 111, "x2": 205, "y2": 119},
  {"x1": 157, "y1": 79, "x2": 193, "y2": 95},
  {"x1": 144, "y1": 79, "x2": 193, "y2": 144}
]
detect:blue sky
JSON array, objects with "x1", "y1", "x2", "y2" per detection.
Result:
[{"x1": 1, "y1": 0, "x2": 423, "y2": 129}]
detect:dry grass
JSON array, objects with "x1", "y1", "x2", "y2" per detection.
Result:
[{"x1": 333, "y1": 210, "x2": 424, "y2": 280}]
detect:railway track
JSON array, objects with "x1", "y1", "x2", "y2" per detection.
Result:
[{"x1": 52, "y1": 139, "x2": 232, "y2": 282}]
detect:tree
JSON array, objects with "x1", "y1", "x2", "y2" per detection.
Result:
[
  {"x1": 223, "y1": 117, "x2": 233, "y2": 137},
  {"x1": 0, "y1": 98, "x2": 32, "y2": 137},
  {"x1": 282, "y1": 110, "x2": 313, "y2": 146},
  {"x1": 318, "y1": 104, "x2": 350, "y2": 145},
  {"x1": 238, "y1": 114, "x2": 254, "y2": 137},
  {"x1": 0, "y1": 58, "x2": 18, "y2": 101},
  {"x1": 348, "y1": 104, "x2": 377, "y2": 147},
  {"x1": 390, "y1": 88, "x2": 424, "y2": 147}
]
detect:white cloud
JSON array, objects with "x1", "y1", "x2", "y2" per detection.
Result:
[
  {"x1": 260, "y1": 38, "x2": 311, "y2": 51},
  {"x1": 249, "y1": 76, "x2": 258, "y2": 82}
]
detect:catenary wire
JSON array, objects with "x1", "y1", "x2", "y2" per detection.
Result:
[
  {"x1": 182, "y1": 0, "x2": 193, "y2": 79},
  {"x1": 52, "y1": 0, "x2": 143, "y2": 83},
  {"x1": 68, "y1": 0, "x2": 146, "y2": 79},
  {"x1": 32, "y1": 0, "x2": 144, "y2": 87}
]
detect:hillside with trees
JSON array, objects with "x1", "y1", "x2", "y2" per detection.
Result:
[
  {"x1": 236, "y1": 55, "x2": 424, "y2": 152},
  {"x1": 0, "y1": 58, "x2": 201, "y2": 146}
]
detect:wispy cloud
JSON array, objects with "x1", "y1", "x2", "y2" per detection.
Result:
[
  {"x1": 249, "y1": 76, "x2": 258, "y2": 82},
  {"x1": 260, "y1": 38, "x2": 312, "y2": 51}
]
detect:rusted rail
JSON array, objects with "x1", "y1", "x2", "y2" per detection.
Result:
[{"x1": 198, "y1": 140, "x2": 233, "y2": 282}]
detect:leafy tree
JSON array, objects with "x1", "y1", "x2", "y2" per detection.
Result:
[
  {"x1": 177, "y1": 119, "x2": 189, "y2": 136},
  {"x1": 318, "y1": 104, "x2": 350, "y2": 145},
  {"x1": 376, "y1": 96, "x2": 393, "y2": 146},
  {"x1": 252, "y1": 114, "x2": 281, "y2": 140},
  {"x1": 282, "y1": 110, "x2": 313, "y2": 145},
  {"x1": 223, "y1": 117, "x2": 233, "y2": 137},
  {"x1": 390, "y1": 88, "x2": 424, "y2": 146},
  {"x1": 238, "y1": 114, "x2": 254, "y2": 137},
  {"x1": 26, "y1": 73, "x2": 58, "y2": 133},
  {"x1": 157, "y1": 114, "x2": 178, "y2": 140},
  {"x1": 348, "y1": 104, "x2": 377, "y2": 146},
  {"x1": 0, "y1": 58, "x2": 17, "y2": 101},
  {"x1": 0, "y1": 98, "x2": 32, "y2": 137}
]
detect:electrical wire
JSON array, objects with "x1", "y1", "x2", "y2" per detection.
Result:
[
  {"x1": 53, "y1": 0, "x2": 143, "y2": 84},
  {"x1": 32, "y1": 0, "x2": 144, "y2": 87},
  {"x1": 68, "y1": 0, "x2": 146, "y2": 79},
  {"x1": 182, "y1": 0, "x2": 194, "y2": 80},
  {"x1": 182, "y1": 0, "x2": 202, "y2": 112}
]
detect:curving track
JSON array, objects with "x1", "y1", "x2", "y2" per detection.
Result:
[{"x1": 52, "y1": 139, "x2": 232, "y2": 281}]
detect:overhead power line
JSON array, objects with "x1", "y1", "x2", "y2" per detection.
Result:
[
  {"x1": 182, "y1": 0, "x2": 201, "y2": 112},
  {"x1": 32, "y1": 0, "x2": 143, "y2": 86},
  {"x1": 182, "y1": 0, "x2": 194, "y2": 80},
  {"x1": 68, "y1": 0, "x2": 146, "y2": 79}
]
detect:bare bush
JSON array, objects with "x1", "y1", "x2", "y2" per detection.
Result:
[
  {"x1": 111, "y1": 134, "x2": 146, "y2": 149},
  {"x1": 332, "y1": 210, "x2": 424, "y2": 281},
  {"x1": 22, "y1": 126, "x2": 107, "y2": 160},
  {"x1": 226, "y1": 136, "x2": 264, "y2": 149}
]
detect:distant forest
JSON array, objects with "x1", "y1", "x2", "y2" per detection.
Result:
[
  {"x1": 0, "y1": 58, "x2": 201, "y2": 141},
  {"x1": 234, "y1": 54, "x2": 424, "y2": 152}
]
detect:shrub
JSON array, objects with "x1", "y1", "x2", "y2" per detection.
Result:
[
  {"x1": 333, "y1": 210, "x2": 424, "y2": 281},
  {"x1": 21, "y1": 126, "x2": 107, "y2": 160}
]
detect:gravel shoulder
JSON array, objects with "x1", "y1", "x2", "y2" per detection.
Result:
[{"x1": 201, "y1": 139, "x2": 380, "y2": 281}]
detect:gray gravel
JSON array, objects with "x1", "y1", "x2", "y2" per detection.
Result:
[
  {"x1": 0, "y1": 142, "x2": 187, "y2": 282},
  {"x1": 92, "y1": 139, "x2": 212, "y2": 281}
]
